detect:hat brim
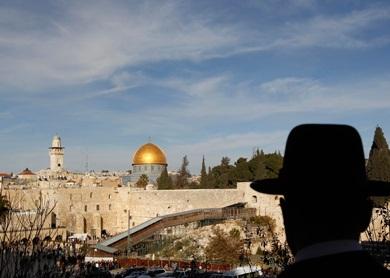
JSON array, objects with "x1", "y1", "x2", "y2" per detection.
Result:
[
  {"x1": 250, "y1": 179, "x2": 284, "y2": 195},
  {"x1": 250, "y1": 179, "x2": 390, "y2": 197}
]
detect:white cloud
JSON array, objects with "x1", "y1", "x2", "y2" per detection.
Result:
[
  {"x1": 0, "y1": 1, "x2": 241, "y2": 90},
  {"x1": 259, "y1": 77, "x2": 323, "y2": 99},
  {"x1": 1, "y1": 2, "x2": 389, "y2": 91},
  {"x1": 278, "y1": 6, "x2": 390, "y2": 49},
  {"x1": 163, "y1": 75, "x2": 229, "y2": 97}
]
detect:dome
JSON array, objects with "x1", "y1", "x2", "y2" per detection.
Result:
[
  {"x1": 51, "y1": 135, "x2": 62, "y2": 148},
  {"x1": 132, "y1": 143, "x2": 167, "y2": 165}
]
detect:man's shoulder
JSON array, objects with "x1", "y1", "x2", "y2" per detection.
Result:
[{"x1": 278, "y1": 251, "x2": 390, "y2": 278}]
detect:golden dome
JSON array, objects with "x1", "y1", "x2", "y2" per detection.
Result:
[{"x1": 132, "y1": 143, "x2": 167, "y2": 165}]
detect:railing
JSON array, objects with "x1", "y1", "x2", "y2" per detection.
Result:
[
  {"x1": 117, "y1": 257, "x2": 233, "y2": 272},
  {"x1": 108, "y1": 206, "x2": 256, "y2": 251}
]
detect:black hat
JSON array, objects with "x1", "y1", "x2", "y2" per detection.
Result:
[{"x1": 250, "y1": 124, "x2": 390, "y2": 196}]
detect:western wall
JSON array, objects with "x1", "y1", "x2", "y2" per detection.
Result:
[{"x1": 3, "y1": 182, "x2": 284, "y2": 241}]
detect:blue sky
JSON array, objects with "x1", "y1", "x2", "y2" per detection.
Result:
[{"x1": 1, "y1": 0, "x2": 390, "y2": 174}]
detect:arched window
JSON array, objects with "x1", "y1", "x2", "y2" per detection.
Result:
[
  {"x1": 51, "y1": 213, "x2": 57, "y2": 229},
  {"x1": 252, "y1": 195, "x2": 258, "y2": 203}
]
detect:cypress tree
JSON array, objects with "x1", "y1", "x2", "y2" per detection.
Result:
[
  {"x1": 200, "y1": 156, "x2": 208, "y2": 188},
  {"x1": 367, "y1": 126, "x2": 390, "y2": 182},
  {"x1": 157, "y1": 168, "x2": 173, "y2": 190},
  {"x1": 176, "y1": 155, "x2": 191, "y2": 188}
]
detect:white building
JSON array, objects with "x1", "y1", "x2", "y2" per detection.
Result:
[{"x1": 49, "y1": 135, "x2": 64, "y2": 172}]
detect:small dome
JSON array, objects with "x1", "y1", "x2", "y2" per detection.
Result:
[
  {"x1": 132, "y1": 143, "x2": 167, "y2": 165},
  {"x1": 18, "y1": 168, "x2": 36, "y2": 176},
  {"x1": 51, "y1": 135, "x2": 62, "y2": 148}
]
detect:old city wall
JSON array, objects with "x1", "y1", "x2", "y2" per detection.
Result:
[
  {"x1": 3, "y1": 183, "x2": 285, "y2": 240},
  {"x1": 127, "y1": 188, "x2": 244, "y2": 226},
  {"x1": 237, "y1": 182, "x2": 285, "y2": 239}
]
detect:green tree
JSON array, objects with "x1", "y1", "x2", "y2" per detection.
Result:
[
  {"x1": 207, "y1": 166, "x2": 216, "y2": 188},
  {"x1": 221, "y1": 156, "x2": 230, "y2": 167},
  {"x1": 205, "y1": 227, "x2": 243, "y2": 265},
  {"x1": 264, "y1": 152, "x2": 283, "y2": 178},
  {"x1": 200, "y1": 156, "x2": 208, "y2": 188},
  {"x1": 367, "y1": 126, "x2": 390, "y2": 182},
  {"x1": 249, "y1": 149, "x2": 267, "y2": 180},
  {"x1": 233, "y1": 157, "x2": 252, "y2": 182},
  {"x1": 176, "y1": 155, "x2": 191, "y2": 188},
  {"x1": 157, "y1": 168, "x2": 173, "y2": 190},
  {"x1": 210, "y1": 157, "x2": 235, "y2": 188},
  {"x1": 136, "y1": 174, "x2": 149, "y2": 188}
]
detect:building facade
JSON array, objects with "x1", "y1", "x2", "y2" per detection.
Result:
[{"x1": 49, "y1": 135, "x2": 64, "y2": 172}]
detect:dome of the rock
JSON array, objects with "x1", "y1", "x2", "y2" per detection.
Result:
[{"x1": 132, "y1": 143, "x2": 167, "y2": 165}]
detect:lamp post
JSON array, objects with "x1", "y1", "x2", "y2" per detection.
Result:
[{"x1": 127, "y1": 210, "x2": 132, "y2": 256}]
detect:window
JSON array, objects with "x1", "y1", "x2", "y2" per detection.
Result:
[
  {"x1": 96, "y1": 204, "x2": 100, "y2": 211},
  {"x1": 84, "y1": 205, "x2": 87, "y2": 212},
  {"x1": 90, "y1": 192, "x2": 93, "y2": 198},
  {"x1": 252, "y1": 196, "x2": 258, "y2": 203},
  {"x1": 70, "y1": 194, "x2": 72, "y2": 200},
  {"x1": 108, "y1": 194, "x2": 111, "y2": 199},
  {"x1": 109, "y1": 204, "x2": 112, "y2": 210},
  {"x1": 70, "y1": 205, "x2": 73, "y2": 212}
]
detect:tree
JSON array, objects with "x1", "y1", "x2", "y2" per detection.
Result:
[
  {"x1": 157, "y1": 168, "x2": 173, "y2": 190},
  {"x1": 367, "y1": 126, "x2": 390, "y2": 182},
  {"x1": 205, "y1": 227, "x2": 243, "y2": 265},
  {"x1": 233, "y1": 157, "x2": 252, "y2": 182},
  {"x1": 0, "y1": 195, "x2": 10, "y2": 223},
  {"x1": 264, "y1": 152, "x2": 283, "y2": 178},
  {"x1": 209, "y1": 157, "x2": 236, "y2": 188},
  {"x1": 200, "y1": 156, "x2": 208, "y2": 188},
  {"x1": 176, "y1": 155, "x2": 191, "y2": 188},
  {"x1": 136, "y1": 174, "x2": 149, "y2": 188},
  {"x1": 221, "y1": 157, "x2": 230, "y2": 167},
  {"x1": 249, "y1": 149, "x2": 267, "y2": 180},
  {"x1": 365, "y1": 126, "x2": 390, "y2": 263},
  {"x1": 0, "y1": 191, "x2": 66, "y2": 278}
]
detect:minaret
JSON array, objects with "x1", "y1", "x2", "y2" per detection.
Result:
[{"x1": 49, "y1": 135, "x2": 64, "y2": 172}]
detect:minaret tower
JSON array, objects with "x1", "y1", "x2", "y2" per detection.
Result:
[{"x1": 49, "y1": 135, "x2": 64, "y2": 172}]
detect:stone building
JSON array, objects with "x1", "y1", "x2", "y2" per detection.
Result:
[
  {"x1": 2, "y1": 135, "x2": 285, "y2": 242},
  {"x1": 122, "y1": 142, "x2": 168, "y2": 186},
  {"x1": 49, "y1": 135, "x2": 64, "y2": 172}
]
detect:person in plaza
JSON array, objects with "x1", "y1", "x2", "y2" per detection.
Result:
[{"x1": 250, "y1": 124, "x2": 390, "y2": 277}]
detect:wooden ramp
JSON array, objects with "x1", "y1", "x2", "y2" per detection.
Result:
[{"x1": 96, "y1": 203, "x2": 255, "y2": 254}]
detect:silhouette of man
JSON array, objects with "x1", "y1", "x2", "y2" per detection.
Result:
[{"x1": 251, "y1": 124, "x2": 390, "y2": 277}]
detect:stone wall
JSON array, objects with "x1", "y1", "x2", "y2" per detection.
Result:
[
  {"x1": 3, "y1": 182, "x2": 286, "y2": 241},
  {"x1": 128, "y1": 188, "x2": 244, "y2": 226}
]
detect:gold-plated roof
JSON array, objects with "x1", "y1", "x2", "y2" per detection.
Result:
[{"x1": 132, "y1": 143, "x2": 167, "y2": 165}]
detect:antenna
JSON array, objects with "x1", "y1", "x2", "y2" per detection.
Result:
[
  {"x1": 85, "y1": 148, "x2": 89, "y2": 173},
  {"x1": 148, "y1": 136, "x2": 152, "y2": 143}
]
